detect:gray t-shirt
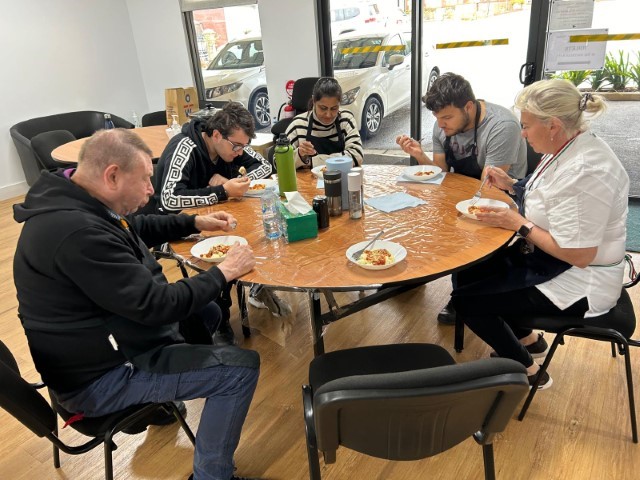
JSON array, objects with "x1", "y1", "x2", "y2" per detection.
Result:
[{"x1": 432, "y1": 101, "x2": 527, "y2": 179}]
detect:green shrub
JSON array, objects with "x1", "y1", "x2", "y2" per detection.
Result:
[
  {"x1": 551, "y1": 70, "x2": 591, "y2": 86},
  {"x1": 604, "y1": 50, "x2": 630, "y2": 91},
  {"x1": 629, "y1": 51, "x2": 640, "y2": 90},
  {"x1": 588, "y1": 69, "x2": 608, "y2": 91}
]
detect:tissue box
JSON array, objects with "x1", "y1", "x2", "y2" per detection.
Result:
[{"x1": 278, "y1": 203, "x2": 318, "y2": 242}]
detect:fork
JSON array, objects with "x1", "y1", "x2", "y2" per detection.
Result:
[
  {"x1": 469, "y1": 174, "x2": 490, "y2": 207},
  {"x1": 351, "y1": 230, "x2": 385, "y2": 261}
]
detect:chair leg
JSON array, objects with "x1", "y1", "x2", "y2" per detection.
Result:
[
  {"x1": 611, "y1": 341, "x2": 617, "y2": 358},
  {"x1": 168, "y1": 402, "x2": 196, "y2": 445},
  {"x1": 481, "y1": 444, "x2": 496, "y2": 480},
  {"x1": 236, "y1": 282, "x2": 251, "y2": 338},
  {"x1": 620, "y1": 343, "x2": 638, "y2": 443},
  {"x1": 454, "y1": 315, "x2": 464, "y2": 352},
  {"x1": 103, "y1": 438, "x2": 115, "y2": 480},
  {"x1": 302, "y1": 385, "x2": 322, "y2": 480},
  {"x1": 518, "y1": 332, "x2": 564, "y2": 421},
  {"x1": 52, "y1": 417, "x2": 61, "y2": 468}
]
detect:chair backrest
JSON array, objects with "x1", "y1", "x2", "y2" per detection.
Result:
[
  {"x1": 142, "y1": 110, "x2": 168, "y2": 127},
  {"x1": 526, "y1": 141, "x2": 542, "y2": 176},
  {"x1": 290, "y1": 77, "x2": 321, "y2": 113},
  {"x1": 312, "y1": 357, "x2": 528, "y2": 460},
  {"x1": 31, "y1": 130, "x2": 77, "y2": 171},
  {"x1": 0, "y1": 339, "x2": 58, "y2": 438}
]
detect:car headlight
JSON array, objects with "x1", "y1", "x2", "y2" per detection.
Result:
[
  {"x1": 340, "y1": 87, "x2": 360, "y2": 106},
  {"x1": 205, "y1": 82, "x2": 243, "y2": 99}
]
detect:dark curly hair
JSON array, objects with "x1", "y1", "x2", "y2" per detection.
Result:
[
  {"x1": 422, "y1": 72, "x2": 476, "y2": 112},
  {"x1": 203, "y1": 102, "x2": 255, "y2": 139}
]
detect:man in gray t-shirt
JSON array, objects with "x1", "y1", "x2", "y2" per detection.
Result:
[
  {"x1": 396, "y1": 73, "x2": 528, "y2": 325},
  {"x1": 397, "y1": 72, "x2": 527, "y2": 180}
]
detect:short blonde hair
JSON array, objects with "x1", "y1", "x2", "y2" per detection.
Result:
[{"x1": 514, "y1": 79, "x2": 606, "y2": 135}]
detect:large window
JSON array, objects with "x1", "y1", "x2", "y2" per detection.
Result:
[{"x1": 184, "y1": 3, "x2": 271, "y2": 129}]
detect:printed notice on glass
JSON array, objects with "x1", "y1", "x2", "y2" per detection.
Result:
[
  {"x1": 549, "y1": 0, "x2": 594, "y2": 31},
  {"x1": 545, "y1": 28, "x2": 607, "y2": 72}
]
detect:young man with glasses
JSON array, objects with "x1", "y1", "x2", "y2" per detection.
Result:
[
  {"x1": 153, "y1": 102, "x2": 272, "y2": 214},
  {"x1": 153, "y1": 102, "x2": 290, "y2": 337}
]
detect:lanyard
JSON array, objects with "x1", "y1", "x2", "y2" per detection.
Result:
[{"x1": 525, "y1": 134, "x2": 579, "y2": 194}]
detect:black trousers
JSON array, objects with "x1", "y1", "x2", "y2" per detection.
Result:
[{"x1": 452, "y1": 287, "x2": 588, "y2": 367}]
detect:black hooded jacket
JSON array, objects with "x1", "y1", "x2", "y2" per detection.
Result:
[
  {"x1": 13, "y1": 170, "x2": 258, "y2": 393},
  {"x1": 152, "y1": 118, "x2": 272, "y2": 213}
]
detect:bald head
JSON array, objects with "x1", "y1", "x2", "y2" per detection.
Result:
[{"x1": 78, "y1": 128, "x2": 153, "y2": 176}]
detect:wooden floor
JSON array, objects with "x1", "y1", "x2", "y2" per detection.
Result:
[{"x1": 1, "y1": 194, "x2": 639, "y2": 480}]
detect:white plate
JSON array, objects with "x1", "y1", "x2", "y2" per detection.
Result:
[
  {"x1": 346, "y1": 240, "x2": 407, "y2": 270},
  {"x1": 402, "y1": 165, "x2": 442, "y2": 181},
  {"x1": 190, "y1": 236, "x2": 248, "y2": 263},
  {"x1": 456, "y1": 198, "x2": 511, "y2": 220},
  {"x1": 244, "y1": 179, "x2": 276, "y2": 197},
  {"x1": 311, "y1": 165, "x2": 328, "y2": 179}
]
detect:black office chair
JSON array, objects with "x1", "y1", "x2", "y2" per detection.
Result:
[
  {"x1": 141, "y1": 110, "x2": 167, "y2": 127},
  {"x1": 271, "y1": 77, "x2": 320, "y2": 138},
  {"x1": 453, "y1": 277, "x2": 639, "y2": 443},
  {"x1": 303, "y1": 343, "x2": 529, "y2": 480},
  {"x1": 0, "y1": 339, "x2": 195, "y2": 480},
  {"x1": 31, "y1": 130, "x2": 77, "y2": 171}
]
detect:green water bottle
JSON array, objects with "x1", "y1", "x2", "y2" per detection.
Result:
[{"x1": 274, "y1": 134, "x2": 297, "y2": 196}]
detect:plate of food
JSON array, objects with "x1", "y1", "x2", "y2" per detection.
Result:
[
  {"x1": 311, "y1": 165, "x2": 328, "y2": 179},
  {"x1": 190, "y1": 236, "x2": 248, "y2": 263},
  {"x1": 456, "y1": 198, "x2": 511, "y2": 220},
  {"x1": 402, "y1": 165, "x2": 442, "y2": 182},
  {"x1": 345, "y1": 240, "x2": 407, "y2": 270},
  {"x1": 244, "y1": 178, "x2": 276, "y2": 197}
]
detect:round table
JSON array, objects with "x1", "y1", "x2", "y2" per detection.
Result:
[{"x1": 171, "y1": 165, "x2": 515, "y2": 355}]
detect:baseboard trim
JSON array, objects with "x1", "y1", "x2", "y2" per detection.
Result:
[{"x1": 0, "y1": 181, "x2": 29, "y2": 201}]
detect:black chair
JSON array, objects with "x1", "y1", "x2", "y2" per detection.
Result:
[
  {"x1": 31, "y1": 129, "x2": 77, "y2": 171},
  {"x1": 0, "y1": 339, "x2": 195, "y2": 480},
  {"x1": 303, "y1": 343, "x2": 529, "y2": 480},
  {"x1": 271, "y1": 77, "x2": 320, "y2": 138},
  {"x1": 141, "y1": 110, "x2": 167, "y2": 127},
  {"x1": 453, "y1": 281, "x2": 639, "y2": 442},
  {"x1": 525, "y1": 141, "x2": 542, "y2": 175}
]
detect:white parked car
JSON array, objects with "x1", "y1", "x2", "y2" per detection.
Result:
[
  {"x1": 202, "y1": 37, "x2": 271, "y2": 128},
  {"x1": 333, "y1": 30, "x2": 440, "y2": 138},
  {"x1": 330, "y1": 1, "x2": 384, "y2": 38}
]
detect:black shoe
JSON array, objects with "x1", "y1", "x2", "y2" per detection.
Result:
[
  {"x1": 214, "y1": 319, "x2": 237, "y2": 346},
  {"x1": 528, "y1": 369, "x2": 553, "y2": 390},
  {"x1": 122, "y1": 401, "x2": 187, "y2": 434},
  {"x1": 490, "y1": 332, "x2": 549, "y2": 359},
  {"x1": 437, "y1": 300, "x2": 456, "y2": 325}
]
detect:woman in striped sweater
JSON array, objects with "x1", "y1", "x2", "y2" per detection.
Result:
[{"x1": 285, "y1": 77, "x2": 364, "y2": 169}]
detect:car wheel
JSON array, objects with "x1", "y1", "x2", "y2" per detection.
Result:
[
  {"x1": 361, "y1": 97, "x2": 383, "y2": 139},
  {"x1": 427, "y1": 68, "x2": 440, "y2": 92},
  {"x1": 249, "y1": 90, "x2": 271, "y2": 129}
]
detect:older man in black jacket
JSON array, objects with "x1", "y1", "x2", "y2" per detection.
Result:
[{"x1": 13, "y1": 128, "x2": 262, "y2": 480}]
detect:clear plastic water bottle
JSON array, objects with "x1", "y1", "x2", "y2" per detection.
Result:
[
  {"x1": 103, "y1": 113, "x2": 115, "y2": 130},
  {"x1": 131, "y1": 111, "x2": 140, "y2": 128},
  {"x1": 261, "y1": 189, "x2": 281, "y2": 240}
]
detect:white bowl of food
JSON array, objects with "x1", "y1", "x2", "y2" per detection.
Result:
[{"x1": 190, "y1": 236, "x2": 248, "y2": 263}]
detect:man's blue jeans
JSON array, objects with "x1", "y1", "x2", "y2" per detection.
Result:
[{"x1": 56, "y1": 360, "x2": 259, "y2": 480}]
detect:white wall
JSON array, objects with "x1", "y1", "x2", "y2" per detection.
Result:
[
  {"x1": 126, "y1": 0, "x2": 194, "y2": 111},
  {"x1": 258, "y1": 0, "x2": 321, "y2": 122}
]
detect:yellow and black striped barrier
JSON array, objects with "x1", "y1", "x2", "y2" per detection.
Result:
[
  {"x1": 569, "y1": 33, "x2": 640, "y2": 43},
  {"x1": 339, "y1": 45, "x2": 405, "y2": 54},
  {"x1": 436, "y1": 38, "x2": 508, "y2": 50}
]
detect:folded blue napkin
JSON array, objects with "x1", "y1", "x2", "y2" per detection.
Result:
[
  {"x1": 396, "y1": 172, "x2": 446, "y2": 185},
  {"x1": 365, "y1": 192, "x2": 427, "y2": 213}
]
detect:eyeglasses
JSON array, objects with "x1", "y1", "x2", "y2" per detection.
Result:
[{"x1": 223, "y1": 137, "x2": 250, "y2": 152}]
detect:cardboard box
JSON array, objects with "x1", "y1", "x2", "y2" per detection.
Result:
[
  {"x1": 165, "y1": 87, "x2": 198, "y2": 126},
  {"x1": 278, "y1": 203, "x2": 318, "y2": 242}
]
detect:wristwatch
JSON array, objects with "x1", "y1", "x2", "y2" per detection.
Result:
[{"x1": 518, "y1": 221, "x2": 535, "y2": 238}]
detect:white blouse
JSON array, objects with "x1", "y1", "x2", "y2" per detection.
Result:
[{"x1": 524, "y1": 131, "x2": 629, "y2": 316}]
